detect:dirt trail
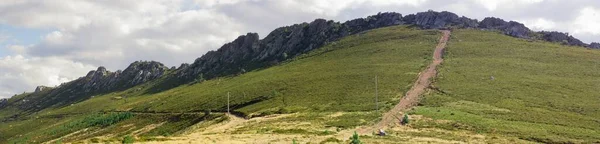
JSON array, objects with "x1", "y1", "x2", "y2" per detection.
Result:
[
  {"x1": 199, "y1": 113, "x2": 247, "y2": 134},
  {"x1": 376, "y1": 30, "x2": 451, "y2": 129}
]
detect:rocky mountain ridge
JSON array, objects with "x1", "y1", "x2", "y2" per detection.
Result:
[
  {"x1": 5, "y1": 10, "x2": 599, "y2": 113},
  {"x1": 173, "y1": 10, "x2": 599, "y2": 84},
  {"x1": 5, "y1": 61, "x2": 169, "y2": 112}
]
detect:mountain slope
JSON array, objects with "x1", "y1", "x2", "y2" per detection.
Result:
[
  {"x1": 415, "y1": 29, "x2": 600, "y2": 143},
  {"x1": 3, "y1": 10, "x2": 598, "y2": 119},
  {"x1": 1, "y1": 26, "x2": 443, "y2": 143},
  {"x1": 2, "y1": 10, "x2": 600, "y2": 143}
]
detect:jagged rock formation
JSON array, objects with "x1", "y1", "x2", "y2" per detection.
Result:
[
  {"x1": 34, "y1": 86, "x2": 50, "y2": 93},
  {"x1": 404, "y1": 11, "x2": 478, "y2": 29},
  {"x1": 9, "y1": 61, "x2": 169, "y2": 113},
  {"x1": 76, "y1": 61, "x2": 168, "y2": 92},
  {"x1": 0, "y1": 99, "x2": 7, "y2": 108},
  {"x1": 479, "y1": 17, "x2": 531, "y2": 38},
  {"x1": 590, "y1": 42, "x2": 600, "y2": 49},
  {"x1": 537, "y1": 31, "x2": 586, "y2": 46}
]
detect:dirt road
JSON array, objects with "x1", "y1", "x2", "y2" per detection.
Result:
[{"x1": 376, "y1": 30, "x2": 451, "y2": 129}]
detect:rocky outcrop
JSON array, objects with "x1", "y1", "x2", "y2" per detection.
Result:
[
  {"x1": 589, "y1": 42, "x2": 600, "y2": 49},
  {"x1": 121, "y1": 61, "x2": 168, "y2": 86},
  {"x1": 405, "y1": 11, "x2": 478, "y2": 29},
  {"x1": 0, "y1": 98, "x2": 7, "y2": 108},
  {"x1": 34, "y1": 86, "x2": 50, "y2": 93},
  {"x1": 537, "y1": 31, "x2": 586, "y2": 47},
  {"x1": 78, "y1": 61, "x2": 168, "y2": 92},
  {"x1": 12, "y1": 61, "x2": 170, "y2": 112},
  {"x1": 479, "y1": 17, "x2": 531, "y2": 38}
]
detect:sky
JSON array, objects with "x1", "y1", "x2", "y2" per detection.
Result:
[{"x1": 0, "y1": 0, "x2": 599, "y2": 98}]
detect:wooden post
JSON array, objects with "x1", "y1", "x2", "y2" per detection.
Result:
[{"x1": 227, "y1": 92, "x2": 230, "y2": 114}]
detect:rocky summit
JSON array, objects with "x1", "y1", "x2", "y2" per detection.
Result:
[
  {"x1": 78, "y1": 61, "x2": 168, "y2": 93},
  {"x1": 11, "y1": 61, "x2": 169, "y2": 113},
  {"x1": 34, "y1": 86, "x2": 50, "y2": 93}
]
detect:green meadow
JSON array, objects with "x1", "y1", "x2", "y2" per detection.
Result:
[{"x1": 414, "y1": 29, "x2": 600, "y2": 143}]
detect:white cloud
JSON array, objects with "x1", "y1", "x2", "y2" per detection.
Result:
[
  {"x1": 7, "y1": 45, "x2": 27, "y2": 54},
  {"x1": 472, "y1": 0, "x2": 544, "y2": 11},
  {"x1": 0, "y1": 55, "x2": 96, "y2": 98},
  {"x1": 572, "y1": 7, "x2": 600, "y2": 35},
  {"x1": 0, "y1": 33, "x2": 8, "y2": 44},
  {"x1": 520, "y1": 18, "x2": 557, "y2": 31}
]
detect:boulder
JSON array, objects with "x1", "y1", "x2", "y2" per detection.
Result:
[
  {"x1": 0, "y1": 98, "x2": 7, "y2": 108},
  {"x1": 538, "y1": 31, "x2": 586, "y2": 46},
  {"x1": 503, "y1": 21, "x2": 531, "y2": 38},
  {"x1": 589, "y1": 42, "x2": 600, "y2": 49},
  {"x1": 479, "y1": 17, "x2": 531, "y2": 38}
]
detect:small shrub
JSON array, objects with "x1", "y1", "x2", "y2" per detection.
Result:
[
  {"x1": 90, "y1": 138, "x2": 100, "y2": 143},
  {"x1": 122, "y1": 135, "x2": 134, "y2": 144},
  {"x1": 350, "y1": 131, "x2": 362, "y2": 144},
  {"x1": 320, "y1": 137, "x2": 342, "y2": 144},
  {"x1": 401, "y1": 114, "x2": 409, "y2": 125}
]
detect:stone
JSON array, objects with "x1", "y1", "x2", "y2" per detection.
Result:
[
  {"x1": 538, "y1": 31, "x2": 586, "y2": 46},
  {"x1": 0, "y1": 98, "x2": 7, "y2": 108},
  {"x1": 479, "y1": 17, "x2": 531, "y2": 38},
  {"x1": 589, "y1": 42, "x2": 600, "y2": 49}
]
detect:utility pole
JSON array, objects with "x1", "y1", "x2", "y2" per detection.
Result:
[
  {"x1": 375, "y1": 75, "x2": 378, "y2": 112},
  {"x1": 227, "y1": 92, "x2": 230, "y2": 114}
]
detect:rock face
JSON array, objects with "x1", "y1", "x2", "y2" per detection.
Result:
[
  {"x1": 405, "y1": 11, "x2": 477, "y2": 29},
  {"x1": 34, "y1": 86, "x2": 50, "y2": 93},
  {"x1": 479, "y1": 17, "x2": 531, "y2": 38},
  {"x1": 78, "y1": 61, "x2": 168, "y2": 92},
  {"x1": 589, "y1": 42, "x2": 600, "y2": 49},
  {"x1": 0, "y1": 98, "x2": 7, "y2": 108},
  {"x1": 537, "y1": 31, "x2": 586, "y2": 46},
  {"x1": 14, "y1": 61, "x2": 169, "y2": 112}
]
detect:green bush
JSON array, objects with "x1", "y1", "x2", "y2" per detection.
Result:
[
  {"x1": 46, "y1": 112, "x2": 135, "y2": 140},
  {"x1": 350, "y1": 131, "x2": 362, "y2": 144},
  {"x1": 122, "y1": 135, "x2": 135, "y2": 144},
  {"x1": 401, "y1": 114, "x2": 409, "y2": 125},
  {"x1": 320, "y1": 137, "x2": 341, "y2": 144}
]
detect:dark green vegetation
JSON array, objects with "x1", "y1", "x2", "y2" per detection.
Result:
[
  {"x1": 2, "y1": 112, "x2": 215, "y2": 143},
  {"x1": 0, "y1": 26, "x2": 440, "y2": 143},
  {"x1": 350, "y1": 131, "x2": 362, "y2": 144},
  {"x1": 415, "y1": 29, "x2": 600, "y2": 143}
]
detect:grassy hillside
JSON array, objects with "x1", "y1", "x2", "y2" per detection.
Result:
[
  {"x1": 414, "y1": 29, "x2": 600, "y2": 143},
  {"x1": 1, "y1": 26, "x2": 441, "y2": 143},
  {"x1": 4, "y1": 26, "x2": 599, "y2": 143}
]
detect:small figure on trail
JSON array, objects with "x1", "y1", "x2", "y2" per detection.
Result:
[{"x1": 378, "y1": 129, "x2": 386, "y2": 136}]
